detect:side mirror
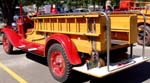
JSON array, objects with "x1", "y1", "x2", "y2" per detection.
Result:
[
  {"x1": 11, "y1": 22, "x2": 18, "y2": 32},
  {"x1": 13, "y1": 15, "x2": 19, "y2": 21},
  {"x1": 11, "y1": 22, "x2": 16, "y2": 27}
]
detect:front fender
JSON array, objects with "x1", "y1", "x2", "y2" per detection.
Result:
[
  {"x1": 2, "y1": 26, "x2": 22, "y2": 47},
  {"x1": 45, "y1": 34, "x2": 81, "y2": 65}
]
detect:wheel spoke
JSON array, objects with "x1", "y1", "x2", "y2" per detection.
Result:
[
  {"x1": 138, "y1": 30, "x2": 150, "y2": 40},
  {"x1": 137, "y1": 25, "x2": 150, "y2": 46}
]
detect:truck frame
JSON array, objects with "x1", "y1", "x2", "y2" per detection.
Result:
[{"x1": 1, "y1": 9, "x2": 149, "y2": 82}]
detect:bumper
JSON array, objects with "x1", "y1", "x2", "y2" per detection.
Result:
[{"x1": 73, "y1": 56, "x2": 149, "y2": 78}]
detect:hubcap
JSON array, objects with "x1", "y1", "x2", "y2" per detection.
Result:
[
  {"x1": 50, "y1": 51, "x2": 65, "y2": 77},
  {"x1": 138, "y1": 30, "x2": 150, "y2": 44},
  {"x1": 138, "y1": 30, "x2": 148, "y2": 40}
]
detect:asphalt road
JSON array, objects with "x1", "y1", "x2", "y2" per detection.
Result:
[{"x1": 0, "y1": 42, "x2": 150, "y2": 83}]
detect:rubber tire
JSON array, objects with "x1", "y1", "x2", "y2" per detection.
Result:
[
  {"x1": 47, "y1": 43, "x2": 73, "y2": 83},
  {"x1": 2, "y1": 33, "x2": 13, "y2": 54},
  {"x1": 137, "y1": 25, "x2": 150, "y2": 46}
]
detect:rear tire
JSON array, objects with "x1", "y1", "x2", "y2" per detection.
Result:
[
  {"x1": 47, "y1": 43, "x2": 73, "y2": 83},
  {"x1": 137, "y1": 25, "x2": 150, "y2": 46},
  {"x1": 2, "y1": 33, "x2": 13, "y2": 54}
]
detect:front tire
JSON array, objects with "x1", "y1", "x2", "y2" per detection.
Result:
[
  {"x1": 137, "y1": 25, "x2": 150, "y2": 46},
  {"x1": 47, "y1": 43, "x2": 73, "y2": 83},
  {"x1": 2, "y1": 33, "x2": 13, "y2": 54}
]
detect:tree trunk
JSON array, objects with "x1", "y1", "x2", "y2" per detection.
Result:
[{"x1": 0, "y1": 0, "x2": 18, "y2": 26}]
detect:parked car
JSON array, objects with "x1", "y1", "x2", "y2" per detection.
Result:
[{"x1": 73, "y1": 8, "x2": 91, "y2": 13}]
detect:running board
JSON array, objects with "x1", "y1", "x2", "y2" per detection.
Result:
[
  {"x1": 28, "y1": 48, "x2": 38, "y2": 51},
  {"x1": 73, "y1": 57, "x2": 149, "y2": 78},
  {"x1": 18, "y1": 45, "x2": 26, "y2": 48}
]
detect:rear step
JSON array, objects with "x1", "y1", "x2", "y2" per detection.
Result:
[{"x1": 73, "y1": 56, "x2": 149, "y2": 78}]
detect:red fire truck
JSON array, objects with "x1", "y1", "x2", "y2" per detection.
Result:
[
  {"x1": 116, "y1": 0, "x2": 150, "y2": 46},
  {"x1": 1, "y1": 5, "x2": 149, "y2": 82}
]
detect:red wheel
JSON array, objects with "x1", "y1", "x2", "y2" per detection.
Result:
[
  {"x1": 137, "y1": 25, "x2": 150, "y2": 46},
  {"x1": 50, "y1": 50, "x2": 65, "y2": 77},
  {"x1": 47, "y1": 43, "x2": 73, "y2": 82},
  {"x1": 2, "y1": 34, "x2": 13, "y2": 54}
]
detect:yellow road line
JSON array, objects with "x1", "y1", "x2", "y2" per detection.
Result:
[{"x1": 0, "y1": 62, "x2": 28, "y2": 83}]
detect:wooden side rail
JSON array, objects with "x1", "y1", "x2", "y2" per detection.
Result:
[
  {"x1": 110, "y1": 14, "x2": 137, "y2": 44},
  {"x1": 32, "y1": 14, "x2": 106, "y2": 37}
]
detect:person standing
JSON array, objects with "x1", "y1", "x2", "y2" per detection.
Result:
[
  {"x1": 105, "y1": 0, "x2": 113, "y2": 13},
  {"x1": 105, "y1": 0, "x2": 112, "y2": 8},
  {"x1": 51, "y1": 4, "x2": 58, "y2": 14},
  {"x1": 44, "y1": 4, "x2": 51, "y2": 14}
]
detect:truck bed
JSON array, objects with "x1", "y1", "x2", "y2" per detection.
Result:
[{"x1": 25, "y1": 12, "x2": 137, "y2": 54}]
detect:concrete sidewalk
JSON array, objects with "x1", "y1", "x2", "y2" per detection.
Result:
[
  {"x1": 0, "y1": 23, "x2": 5, "y2": 42},
  {"x1": 0, "y1": 33, "x2": 2, "y2": 42}
]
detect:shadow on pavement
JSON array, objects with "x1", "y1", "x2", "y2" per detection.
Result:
[
  {"x1": 25, "y1": 53, "x2": 90, "y2": 83},
  {"x1": 25, "y1": 53, "x2": 150, "y2": 83},
  {"x1": 10, "y1": 49, "x2": 26, "y2": 55},
  {"x1": 90, "y1": 62, "x2": 150, "y2": 83},
  {"x1": 26, "y1": 53, "x2": 48, "y2": 66}
]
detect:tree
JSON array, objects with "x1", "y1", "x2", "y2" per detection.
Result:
[
  {"x1": 0, "y1": 0, "x2": 18, "y2": 25},
  {"x1": 0, "y1": 0, "x2": 46, "y2": 25},
  {"x1": 23, "y1": 0, "x2": 45, "y2": 14},
  {"x1": 112, "y1": 0, "x2": 120, "y2": 6}
]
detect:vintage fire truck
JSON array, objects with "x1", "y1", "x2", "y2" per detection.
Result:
[
  {"x1": 118, "y1": 0, "x2": 150, "y2": 46},
  {"x1": 1, "y1": 6, "x2": 149, "y2": 82}
]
